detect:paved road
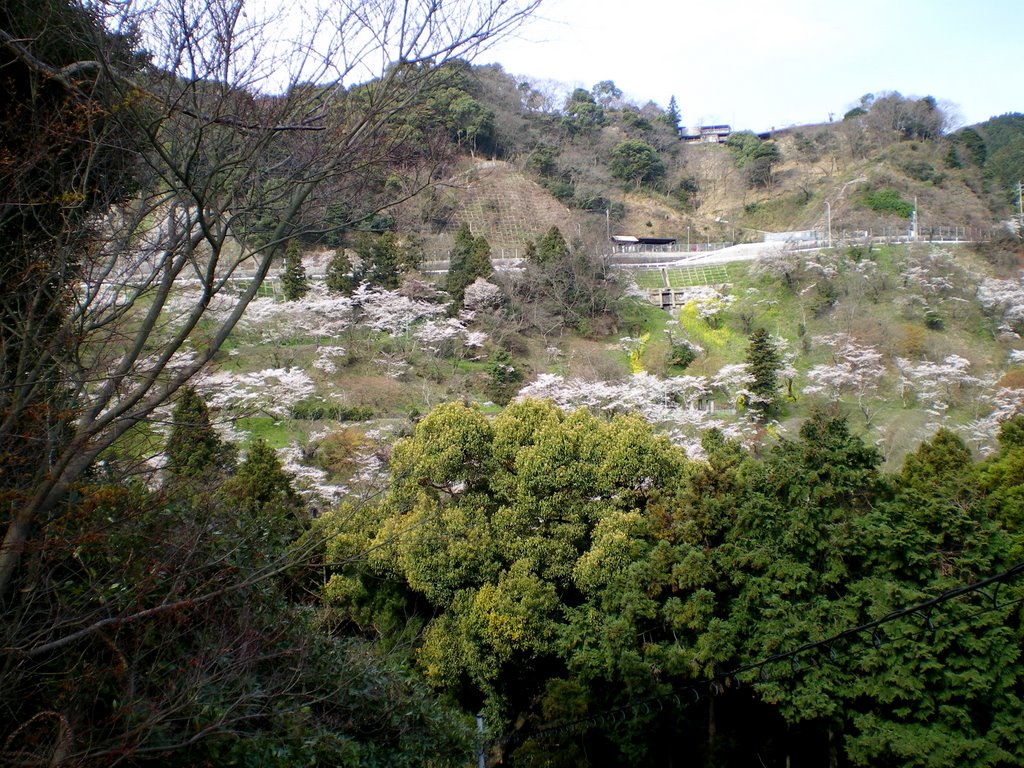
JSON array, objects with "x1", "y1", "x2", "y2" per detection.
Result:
[
  {"x1": 610, "y1": 236, "x2": 974, "y2": 270},
  {"x1": 608, "y1": 241, "x2": 790, "y2": 269}
]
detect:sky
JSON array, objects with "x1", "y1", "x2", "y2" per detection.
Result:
[{"x1": 480, "y1": 0, "x2": 1023, "y2": 133}]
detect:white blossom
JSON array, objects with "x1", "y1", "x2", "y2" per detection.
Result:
[
  {"x1": 352, "y1": 284, "x2": 446, "y2": 336},
  {"x1": 901, "y1": 248, "x2": 961, "y2": 295},
  {"x1": 978, "y1": 274, "x2": 1024, "y2": 329},
  {"x1": 710, "y1": 364, "x2": 753, "y2": 402},
  {"x1": 465, "y1": 330, "x2": 489, "y2": 351},
  {"x1": 312, "y1": 345, "x2": 347, "y2": 373},
  {"x1": 236, "y1": 284, "x2": 357, "y2": 341},
  {"x1": 198, "y1": 366, "x2": 316, "y2": 417},
  {"x1": 679, "y1": 288, "x2": 735, "y2": 325},
  {"x1": 279, "y1": 441, "x2": 345, "y2": 503},
  {"x1": 462, "y1": 278, "x2": 503, "y2": 310},
  {"x1": 803, "y1": 333, "x2": 887, "y2": 422},
  {"x1": 967, "y1": 386, "x2": 1024, "y2": 453},
  {"x1": 895, "y1": 354, "x2": 982, "y2": 413},
  {"x1": 414, "y1": 318, "x2": 467, "y2": 354},
  {"x1": 517, "y1": 372, "x2": 715, "y2": 439}
]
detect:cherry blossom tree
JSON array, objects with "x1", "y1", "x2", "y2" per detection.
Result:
[
  {"x1": 895, "y1": 355, "x2": 984, "y2": 417},
  {"x1": 804, "y1": 333, "x2": 887, "y2": 424},
  {"x1": 750, "y1": 248, "x2": 806, "y2": 290},
  {"x1": 968, "y1": 385, "x2": 1024, "y2": 451},
  {"x1": 901, "y1": 247, "x2": 962, "y2": 296},
  {"x1": 463, "y1": 277, "x2": 504, "y2": 311},
  {"x1": 710, "y1": 363, "x2": 754, "y2": 408},
  {"x1": 682, "y1": 288, "x2": 736, "y2": 328},
  {"x1": 977, "y1": 274, "x2": 1024, "y2": 336},
  {"x1": 516, "y1": 371, "x2": 765, "y2": 458},
  {"x1": 352, "y1": 285, "x2": 447, "y2": 338}
]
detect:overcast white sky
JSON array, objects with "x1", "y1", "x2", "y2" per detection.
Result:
[{"x1": 480, "y1": 0, "x2": 1023, "y2": 132}]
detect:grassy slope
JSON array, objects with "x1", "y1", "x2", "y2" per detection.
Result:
[
  {"x1": 197, "y1": 239, "x2": 1020, "y2": 491},
  {"x1": 168, "y1": 112, "x2": 1024, "y2": 485}
]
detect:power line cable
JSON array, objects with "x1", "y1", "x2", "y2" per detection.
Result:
[{"x1": 511, "y1": 560, "x2": 1024, "y2": 745}]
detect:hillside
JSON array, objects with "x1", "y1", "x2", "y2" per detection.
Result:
[
  {"x1": 391, "y1": 71, "x2": 1021, "y2": 257},
  {"x1": 8, "y1": 7, "x2": 1024, "y2": 763},
  {"x1": 204, "y1": 75, "x2": 1024, "y2": 494}
]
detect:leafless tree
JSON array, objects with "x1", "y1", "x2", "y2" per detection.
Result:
[{"x1": 0, "y1": 0, "x2": 541, "y2": 599}]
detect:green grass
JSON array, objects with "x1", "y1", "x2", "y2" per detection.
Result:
[
  {"x1": 625, "y1": 265, "x2": 731, "y2": 290},
  {"x1": 630, "y1": 270, "x2": 667, "y2": 289},
  {"x1": 664, "y1": 265, "x2": 730, "y2": 288},
  {"x1": 234, "y1": 416, "x2": 305, "y2": 449}
]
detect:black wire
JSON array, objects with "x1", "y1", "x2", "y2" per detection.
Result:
[{"x1": 514, "y1": 561, "x2": 1024, "y2": 744}]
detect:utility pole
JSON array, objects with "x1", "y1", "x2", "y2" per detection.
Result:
[
  {"x1": 1017, "y1": 181, "x2": 1023, "y2": 232},
  {"x1": 477, "y1": 713, "x2": 486, "y2": 768},
  {"x1": 824, "y1": 201, "x2": 832, "y2": 248}
]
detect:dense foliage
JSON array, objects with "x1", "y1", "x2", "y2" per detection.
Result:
[
  {"x1": 322, "y1": 403, "x2": 1024, "y2": 767},
  {"x1": 6, "y1": 2, "x2": 1024, "y2": 766}
]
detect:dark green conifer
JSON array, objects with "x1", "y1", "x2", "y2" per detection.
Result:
[
  {"x1": 232, "y1": 438, "x2": 298, "y2": 510},
  {"x1": 446, "y1": 223, "x2": 492, "y2": 307},
  {"x1": 485, "y1": 348, "x2": 525, "y2": 405},
  {"x1": 325, "y1": 250, "x2": 356, "y2": 294},
  {"x1": 165, "y1": 387, "x2": 234, "y2": 479},
  {"x1": 532, "y1": 226, "x2": 569, "y2": 267},
  {"x1": 746, "y1": 327, "x2": 781, "y2": 417},
  {"x1": 281, "y1": 239, "x2": 309, "y2": 301}
]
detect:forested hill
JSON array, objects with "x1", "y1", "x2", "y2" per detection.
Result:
[
  {"x1": 372, "y1": 65, "x2": 1024, "y2": 253},
  {"x1": 6, "y1": 3, "x2": 1024, "y2": 765}
]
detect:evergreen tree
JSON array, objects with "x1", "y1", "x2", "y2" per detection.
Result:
[
  {"x1": 979, "y1": 414, "x2": 1024, "y2": 556},
  {"x1": 609, "y1": 139, "x2": 665, "y2": 188},
  {"x1": 223, "y1": 439, "x2": 303, "y2": 550},
  {"x1": 727, "y1": 411, "x2": 884, "y2": 757},
  {"x1": 663, "y1": 95, "x2": 681, "y2": 133},
  {"x1": 531, "y1": 225, "x2": 570, "y2": 267},
  {"x1": 281, "y1": 239, "x2": 309, "y2": 301},
  {"x1": 841, "y1": 429, "x2": 1024, "y2": 767},
  {"x1": 355, "y1": 230, "x2": 422, "y2": 289},
  {"x1": 746, "y1": 327, "x2": 781, "y2": 417},
  {"x1": 165, "y1": 387, "x2": 234, "y2": 480},
  {"x1": 485, "y1": 347, "x2": 525, "y2": 405},
  {"x1": 325, "y1": 250, "x2": 356, "y2": 294},
  {"x1": 232, "y1": 439, "x2": 298, "y2": 509},
  {"x1": 446, "y1": 223, "x2": 492, "y2": 307}
]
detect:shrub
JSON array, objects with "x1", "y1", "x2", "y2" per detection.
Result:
[
  {"x1": 667, "y1": 340, "x2": 699, "y2": 369},
  {"x1": 609, "y1": 139, "x2": 665, "y2": 187},
  {"x1": 290, "y1": 400, "x2": 374, "y2": 421},
  {"x1": 862, "y1": 188, "x2": 914, "y2": 218},
  {"x1": 485, "y1": 348, "x2": 525, "y2": 405},
  {"x1": 314, "y1": 428, "x2": 367, "y2": 479},
  {"x1": 900, "y1": 157, "x2": 935, "y2": 182}
]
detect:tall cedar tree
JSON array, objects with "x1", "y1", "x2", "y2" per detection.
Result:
[
  {"x1": 529, "y1": 225, "x2": 570, "y2": 267},
  {"x1": 165, "y1": 387, "x2": 234, "y2": 480},
  {"x1": 446, "y1": 223, "x2": 492, "y2": 307},
  {"x1": 282, "y1": 239, "x2": 309, "y2": 301},
  {"x1": 746, "y1": 327, "x2": 781, "y2": 416},
  {"x1": 356, "y1": 230, "x2": 422, "y2": 289},
  {"x1": 663, "y1": 94, "x2": 681, "y2": 132},
  {"x1": 325, "y1": 250, "x2": 356, "y2": 294}
]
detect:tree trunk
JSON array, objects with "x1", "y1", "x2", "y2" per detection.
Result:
[{"x1": 707, "y1": 696, "x2": 716, "y2": 751}]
